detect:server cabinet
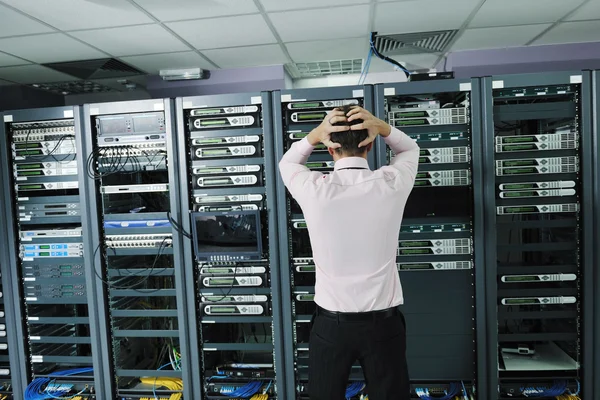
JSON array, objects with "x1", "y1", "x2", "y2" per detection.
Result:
[
  {"x1": 80, "y1": 99, "x2": 192, "y2": 399},
  {"x1": 175, "y1": 93, "x2": 283, "y2": 399},
  {"x1": 0, "y1": 107, "x2": 100, "y2": 398},
  {"x1": 0, "y1": 119, "x2": 22, "y2": 400},
  {"x1": 373, "y1": 79, "x2": 483, "y2": 398},
  {"x1": 271, "y1": 86, "x2": 375, "y2": 400},
  {"x1": 480, "y1": 72, "x2": 594, "y2": 400}
]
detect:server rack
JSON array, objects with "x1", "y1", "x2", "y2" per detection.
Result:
[
  {"x1": 480, "y1": 72, "x2": 594, "y2": 400},
  {"x1": 175, "y1": 93, "x2": 283, "y2": 399},
  {"x1": 373, "y1": 79, "x2": 483, "y2": 398},
  {"x1": 0, "y1": 122, "x2": 20, "y2": 400},
  {"x1": 0, "y1": 107, "x2": 98, "y2": 399},
  {"x1": 81, "y1": 99, "x2": 189, "y2": 399},
  {"x1": 271, "y1": 86, "x2": 375, "y2": 400}
]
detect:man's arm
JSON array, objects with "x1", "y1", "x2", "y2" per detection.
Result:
[
  {"x1": 380, "y1": 126, "x2": 420, "y2": 183},
  {"x1": 278, "y1": 136, "x2": 321, "y2": 200}
]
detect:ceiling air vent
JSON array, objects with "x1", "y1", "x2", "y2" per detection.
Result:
[
  {"x1": 43, "y1": 58, "x2": 144, "y2": 80},
  {"x1": 373, "y1": 30, "x2": 459, "y2": 55},
  {"x1": 286, "y1": 59, "x2": 364, "y2": 78}
]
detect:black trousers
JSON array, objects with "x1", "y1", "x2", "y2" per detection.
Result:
[{"x1": 308, "y1": 306, "x2": 410, "y2": 400}]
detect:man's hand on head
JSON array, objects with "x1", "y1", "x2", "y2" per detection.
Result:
[
  {"x1": 346, "y1": 107, "x2": 392, "y2": 148},
  {"x1": 307, "y1": 109, "x2": 350, "y2": 148}
]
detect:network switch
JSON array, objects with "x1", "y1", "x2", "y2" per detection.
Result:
[
  {"x1": 196, "y1": 175, "x2": 259, "y2": 188},
  {"x1": 193, "y1": 145, "x2": 258, "y2": 159},
  {"x1": 416, "y1": 147, "x2": 470, "y2": 164},
  {"x1": 501, "y1": 296, "x2": 577, "y2": 305},
  {"x1": 201, "y1": 295, "x2": 268, "y2": 303},
  {"x1": 101, "y1": 184, "x2": 168, "y2": 194},
  {"x1": 23, "y1": 263, "x2": 84, "y2": 279},
  {"x1": 20, "y1": 228, "x2": 82, "y2": 239},
  {"x1": 190, "y1": 115, "x2": 256, "y2": 130},
  {"x1": 499, "y1": 189, "x2": 576, "y2": 199},
  {"x1": 200, "y1": 266, "x2": 267, "y2": 275},
  {"x1": 389, "y1": 107, "x2": 468, "y2": 120},
  {"x1": 201, "y1": 276, "x2": 264, "y2": 288},
  {"x1": 408, "y1": 131, "x2": 466, "y2": 143},
  {"x1": 203, "y1": 304, "x2": 266, "y2": 315},
  {"x1": 287, "y1": 99, "x2": 358, "y2": 110},
  {"x1": 14, "y1": 161, "x2": 78, "y2": 177},
  {"x1": 393, "y1": 115, "x2": 468, "y2": 127},
  {"x1": 496, "y1": 203, "x2": 579, "y2": 215},
  {"x1": 192, "y1": 135, "x2": 260, "y2": 146},
  {"x1": 500, "y1": 274, "x2": 577, "y2": 283},
  {"x1": 97, "y1": 133, "x2": 166, "y2": 147},
  {"x1": 194, "y1": 194, "x2": 263, "y2": 205},
  {"x1": 397, "y1": 261, "x2": 473, "y2": 271},
  {"x1": 190, "y1": 105, "x2": 259, "y2": 116},
  {"x1": 192, "y1": 164, "x2": 261, "y2": 176},
  {"x1": 498, "y1": 181, "x2": 576, "y2": 191},
  {"x1": 290, "y1": 111, "x2": 329, "y2": 123},
  {"x1": 16, "y1": 182, "x2": 79, "y2": 192},
  {"x1": 104, "y1": 234, "x2": 173, "y2": 248}
]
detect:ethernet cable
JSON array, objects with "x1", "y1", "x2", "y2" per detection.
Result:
[{"x1": 24, "y1": 368, "x2": 93, "y2": 400}]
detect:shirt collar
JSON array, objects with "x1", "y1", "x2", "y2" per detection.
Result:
[{"x1": 333, "y1": 157, "x2": 370, "y2": 171}]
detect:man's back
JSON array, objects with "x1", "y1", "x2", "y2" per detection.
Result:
[{"x1": 299, "y1": 159, "x2": 413, "y2": 312}]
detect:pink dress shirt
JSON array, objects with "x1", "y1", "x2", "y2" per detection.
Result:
[{"x1": 279, "y1": 127, "x2": 420, "y2": 312}]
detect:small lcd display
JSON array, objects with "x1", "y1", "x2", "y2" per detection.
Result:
[{"x1": 191, "y1": 210, "x2": 262, "y2": 261}]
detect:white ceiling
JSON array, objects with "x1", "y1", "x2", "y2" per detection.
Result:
[{"x1": 0, "y1": 0, "x2": 598, "y2": 86}]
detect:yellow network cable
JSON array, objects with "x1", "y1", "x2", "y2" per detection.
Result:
[
  {"x1": 140, "y1": 377, "x2": 183, "y2": 400},
  {"x1": 250, "y1": 394, "x2": 269, "y2": 400},
  {"x1": 556, "y1": 395, "x2": 581, "y2": 400}
]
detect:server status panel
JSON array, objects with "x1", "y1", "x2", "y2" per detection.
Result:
[
  {"x1": 83, "y1": 100, "x2": 186, "y2": 399},
  {"x1": 0, "y1": 108, "x2": 96, "y2": 399},
  {"x1": 486, "y1": 74, "x2": 592, "y2": 399},
  {"x1": 375, "y1": 81, "x2": 480, "y2": 397},
  {"x1": 272, "y1": 87, "x2": 374, "y2": 400},
  {"x1": 176, "y1": 93, "x2": 282, "y2": 399}
]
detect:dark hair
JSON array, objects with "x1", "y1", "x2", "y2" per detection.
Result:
[{"x1": 330, "y1": 105, "x2": 369, "y2": 156}]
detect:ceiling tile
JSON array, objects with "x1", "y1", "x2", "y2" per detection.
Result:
[
  {"x1": 451, "y1": 24, "x2": 552, "y2": 51},
  {"x1": 0, "y1": 3, "x2": 55, "y2": 37},
  {"x1": 167, "y1": 14, "x2": 277, "y2": 49},
  {"x1": 532, "y1": 21, "x2": 600, "y2": 45},
  {"x1": 269, "y1": 5, "x2": 369, "y2": 42},
  {"x1": 71, "y1": 25, "x2": 189, "y2": 57},
  {"x1": 136, "y1": 0, "x2": 259, "y2": 21},
  {"x1": 0, "y1": 34, "x2": 106, "y2": 63},
  {"x1": 260, "y1": 0, "x2": 368, "y2": 11},
  {"x1": 0, "y1": 65, "x2": 79, "y2": 84},
  {"x1": 566, "y1": 1, "x2": 600, "y2": 21},
  {"x1": 0, "y1": 0, "x2": 153, "y2": 30},
  {"x1": 470, "y1": 0, "x2": 585, "y2": 28},
  {"x1": 374, "y1": 0, "x2": 480, "y2": 34},
  {"x1": 202, "y1": 44, "x2": 288, "y2": 68},
  {"x1": 286, "y1": 38, "x2": 369, "y2": 63},
  {"x1": 0, "y1": 51, "x2": 30, "y2": 67},
  {"x1": 120, "y1": 51, "x2": 213, "y2": 74}
]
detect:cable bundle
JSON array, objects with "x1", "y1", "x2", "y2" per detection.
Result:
[
  {"x1": 139, "y1": 377, "x2": 183, "y2": 400},
  {"x1": 345, "y1": 381, "x2": 366, "y2": 399},
  {"x1": 219, "y1": 381, "x2": 263, "y2": 398},
  {"x1": 416, "y1": 382, "x2": 461, "y2": 400},
  {"x1": 24, "y1": 368, "x2": 93, "y2": 400},
  {"x1": 520, "y1": 379, "x2": 580, "y2": 399}
]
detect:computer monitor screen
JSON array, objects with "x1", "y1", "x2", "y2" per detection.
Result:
[{"x1": 191, "y1": 210, "x2": 262, "y2": 261}]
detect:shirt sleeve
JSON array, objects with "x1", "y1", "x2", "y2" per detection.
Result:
[
  {"x1": 381, "y1": 126, "x2": 420, "y2": 188},
  {"x1": 278, "y1": 137, "x2": 323, "y2": 202}
]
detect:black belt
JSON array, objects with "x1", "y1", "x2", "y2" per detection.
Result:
[{"x1": 316, "y1": 305, "x2": 399, "y2": 322}]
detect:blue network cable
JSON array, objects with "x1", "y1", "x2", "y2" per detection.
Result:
[
  {"x1": 520, "y1": 380, "x2": 569, "y2": 397},
  {"x1": 415, "y1": 382, "x2": 460, "y2": 400},
  {"x1": 24, "y1": 368, "x2": 93, "y2": 400},
  {"x1": 220, "y1": 381, "x2": 263, "y2": 398},
  {"x1": 345, "y1": 381, "x2": 365, "y2": 399}
]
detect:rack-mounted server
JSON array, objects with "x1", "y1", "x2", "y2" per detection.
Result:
[
  {"x1": 176, "y1": 93, "x2": 283, "y2": 399},
  {"x1": 0, "y1": 107, "x2": 97, "y2": 399},
  {"x1": 82, "y1": 100, "x2": 187, "y2": 399},
  {"x1": 485, "y1": 73, "x2": 593, "y2": 400},
  {"x1": 272, "y1": 87, "x2": 375, "y2": 400},
  {"x1": 374, "y1": 81, "x2": 481, "y2": 396}
]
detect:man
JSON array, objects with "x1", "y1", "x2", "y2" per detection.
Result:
[{"x1": 278, "y1": 105, "x2": 419, "y2": 400}]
